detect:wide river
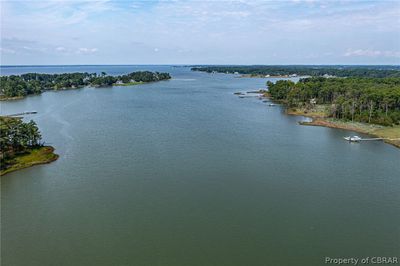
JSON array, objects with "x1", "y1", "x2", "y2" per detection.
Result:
[{"x1": 1, "y1": 66, "x2": 399, "y2": 266}]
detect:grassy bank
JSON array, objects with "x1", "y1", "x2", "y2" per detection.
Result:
[
  {"x1": 1, "y1": 146, "x2": 59, "y2": 176},
  {"x1": 286, "y1": 107, "x2": 400, "y2": 148}
]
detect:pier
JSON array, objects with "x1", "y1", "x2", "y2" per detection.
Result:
[
  {"x1": 344, "y1": 136, "x2": 400, "y2": 142},
  {"x1": 4, "y1": 111, "x2": 37, "y2": 117},
  {"x1": 361, "y1": 138, "x2": 400, "y2": 141}
]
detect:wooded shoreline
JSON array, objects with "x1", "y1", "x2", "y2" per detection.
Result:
[{"x1": 0, "y1": 71, "x2": 171, "y2": 100}]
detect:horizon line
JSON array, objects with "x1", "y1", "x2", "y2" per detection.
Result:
[{"x1": 1, "y1": 64, "x2": 400, "y2": 67}]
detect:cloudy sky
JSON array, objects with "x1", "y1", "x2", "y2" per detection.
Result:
[{"x1": 1, "y1": 0, "x2": 399, "y2": 65}]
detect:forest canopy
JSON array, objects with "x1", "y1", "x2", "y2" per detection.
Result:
[{"x1": 0, "y1": 117, "x2": 42, "y2": 166}]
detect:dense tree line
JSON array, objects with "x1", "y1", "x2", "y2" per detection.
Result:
[
  {"x1": 191, "y1": 65, "x2": 400, "y2": 78},
  {"x1": 0, "y1": 117, "x2": 42, "y2": 168},
  {"x1": 118, "y1": 71, "x2": 171, "y2": 83},
  {"x1": 267, "y1": 77, "x2": 400, "y2": 126},
  {"x1": 0, "y1": 71, "x2": 171, "y2": 97}
]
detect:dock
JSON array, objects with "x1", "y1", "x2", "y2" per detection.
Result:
[
  {"x1": 362, "y1": 138, "x2": 400, "y2": 141},
  {"x1": 357, "y1": 138, "x2": 384, "y2": 141},
  {"x1": 3, "y1": 111, "x2": 37, "y2": 117},
  {"x1": 344, "y1": 136, "x2": 400, "y2": 142}
]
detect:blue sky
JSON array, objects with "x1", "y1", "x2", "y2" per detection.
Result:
[{"x1": 1, "y1": 0, "x2": 399, "y2": 65}]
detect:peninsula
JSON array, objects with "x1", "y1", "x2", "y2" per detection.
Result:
[{"x1": 0, "y1": 116, "x2": 58, "y2": 176}]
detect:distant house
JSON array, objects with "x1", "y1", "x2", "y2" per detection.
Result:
[
  {"x1": 115, "y1": 80, "x2": 124, "y2": 84},
  {"x1": 234, "y1": 72, "x2": 239, "y2": 75},
  {"x1": 323, "y1": 74, "x2": 335, "y2": 78},
  {"x1": 265, "y1": 74, "x2": 270, "y2": 77}
]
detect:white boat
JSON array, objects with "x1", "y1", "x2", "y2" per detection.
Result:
[
  {"x1": 269, "y1": 103, "x2": 276, "y2": 106},
  {"x1": 344, "y1": 136, "x2": 362, "y2": 142}
]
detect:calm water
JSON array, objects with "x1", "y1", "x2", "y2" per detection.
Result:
[{"x1": 1, "y1": 66, "x2": 399, "y2": 266}]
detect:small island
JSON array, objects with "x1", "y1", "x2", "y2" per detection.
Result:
[
  {"x1": 0, "y1": 71, "x2": 171, "y2": 100},
  {"x1": 0, "y1": 116, "x2": 58, "y2": 176}
]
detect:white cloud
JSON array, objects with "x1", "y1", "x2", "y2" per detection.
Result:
[
  {"x1": 56, "y1": 46, "x2": 66, "y2": 52},
  {"x1": 344, "y1": 49, "x2": 400, "y2": 58},
  {"x1": 77, "y1": 47, "x2": 98, "y2": 54},
  {"x1": 22, "y1": 46, "x2": 47, "y2": 52}
]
